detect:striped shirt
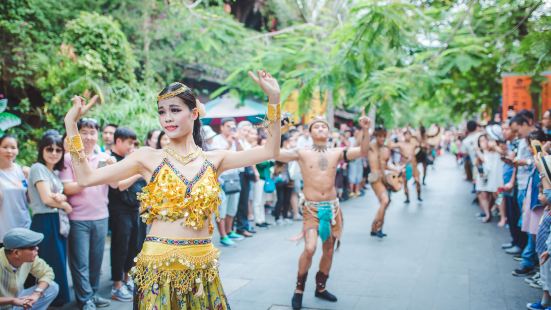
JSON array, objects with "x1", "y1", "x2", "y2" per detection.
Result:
[
  {"x1": 0, "y1": 248, "x2": 54, "y2": 309},
  {"x1": 536, "y1": 210, "x2": 551, "y2": 256}
]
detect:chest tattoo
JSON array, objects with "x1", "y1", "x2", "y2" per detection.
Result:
[{"x1": 318, "y1": 153, "x2": 329, "y2": 171}]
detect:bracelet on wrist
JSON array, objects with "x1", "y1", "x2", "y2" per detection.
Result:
[
  {"x1": 267, "y1": 104, "x2": 281, "y2": 122},
  {"x1": 66, "y1": 134, "x2": 86, "y2": 164}
]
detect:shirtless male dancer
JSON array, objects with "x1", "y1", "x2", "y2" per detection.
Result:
[
  {"x1": 389, "y1": 129, "x2": 422, "y2": 203},
  {"x1": 277, "y1": 115, "x2": 371, "y2": 310},
  {"x1": 417, "y1": 124, "x2": 441, "y2": 185},
  {"x1": 368, "y1": 125, "x2": 402, "y2": 238}
]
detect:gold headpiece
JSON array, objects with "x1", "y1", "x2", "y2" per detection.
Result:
[
  {"x1": 308, "y1": 117, "x2": 330, "y2": 132},
  {"x1": 157, "y1": 83, "x2": 191, "y2": 101}
]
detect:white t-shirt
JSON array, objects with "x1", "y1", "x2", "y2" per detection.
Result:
[
  {"x1": 462, "y1": 131, "x2": 482, "y2": 161},
  {"x1": 211, "y1": 135, "x2": 242, "y2": 174}
]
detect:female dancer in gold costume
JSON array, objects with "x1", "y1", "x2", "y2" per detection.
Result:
[{"x1": 63, "y1": 70, "x2": 281, "y2": 309}]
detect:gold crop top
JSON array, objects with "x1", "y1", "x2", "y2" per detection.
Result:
[{"x1": 138, "y1": 157, "x2": 221, "y2": 233}]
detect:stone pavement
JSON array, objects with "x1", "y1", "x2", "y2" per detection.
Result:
[{"x1": 61, "y1": 154, "x2": 538, "y2": 309}]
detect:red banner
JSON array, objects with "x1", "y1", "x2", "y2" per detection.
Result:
[{"x1": 502, "y1": 75, "x2": 532, "y2": 118}]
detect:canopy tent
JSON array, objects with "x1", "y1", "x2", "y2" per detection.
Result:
[{"x1": 201, "y1": 94, "x2": 266, "y2": 126}]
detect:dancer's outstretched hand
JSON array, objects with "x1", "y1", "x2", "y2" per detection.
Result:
[
  {"x1": 248, "y1": 70, "x2": 280, "y2": 103},
  {"x1": 359, "y1": 111, "x2": 371, "y2": 129},
  {"x1": 65, "y1": 95, "x2": 99, "y2": 124}
]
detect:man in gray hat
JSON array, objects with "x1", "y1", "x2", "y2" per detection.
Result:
[{"x1": 0, "y1": 228, "x2": 59, "y2": 310}]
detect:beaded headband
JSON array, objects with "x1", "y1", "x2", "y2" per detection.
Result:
[
  {"x1": 157, "y1": 83, "x2": 191, "y2": 101},
  {"x1": 157, "y1": 83, "x2": 206, "y2": 117},
  {"x1": 308, "y1": 117, "x2": 330, "y2": 132}
]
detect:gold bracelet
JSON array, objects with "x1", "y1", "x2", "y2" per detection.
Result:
[
  {"x1": 67, "y1": 135, "x2": 86, "y2": 163},
  {"x1": 68, "y1": 135, "x2": 84, "y2": 153},
  {"x1": 267, "y1": 104, "x2": 281, "y2": 122}
]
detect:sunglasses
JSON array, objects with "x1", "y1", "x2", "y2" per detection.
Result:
[
  {"x1": 81, "y1": 117, "x2": 98, "y2": 124},
  {"x1": 45, "y1": 146, "x2": 63, "y2": 154}
]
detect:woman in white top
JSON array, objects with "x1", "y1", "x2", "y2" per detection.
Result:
[
  {"x1": 0, "y1": 134, "x2": 30, "y2": 244},
  {"x1": 475, "y1": 134, "x2": 503, "y2": 223}
]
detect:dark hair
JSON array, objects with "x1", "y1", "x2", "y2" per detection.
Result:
[
  {"x1": 419, "y1": 125, "x2": 426, "y2": 138},
  {"x1": 510, "y1": 114, "x2": 530, "y2": 127},
  {"x1": 288, "y1": 128, "x2": 298, "y2": 136},
  {"x1": 103, "y1": 123, "x2": 118, "y2": 131},
  {"x1": 281, "y1": 133, "x2": 290, "y2": 147},
  {"x1": 44, "y1": 129, "x2": 60, "y2": 136},
  {"x1": 466, "y1": 120, "x2": 477, "y2": 133},
  {"x1": 517, "y1": 109, "x2": 534, "y2": 122},
  {"x1": 221, "y1": 117, "x2": 236, "y2": 126},
  {"x1": 527, "y1": 128, "x2": 547, "y2": 144},
  {"x1": 77, "y1": 118, "x2": 99, "y2": 131},
  {"x1": 374, "y1": 125, "x2": 386, "y2": 135},
  {"x1": 156, "y1": 131, "x2": 166, "y2": 149},
  {"x1": 158, "y1": 83, "x2": 202, "y2": 148},
  {"x1": 146, "y1": 129, "x2": 160, "y2": 147},
  {"x1": 114, "y1": 127, "x2": 137, "y2": 144},
  {"x1": 477, "y1": 134, "x2": 488, "y2": 149},
  {"x1": 37, "y1": 133, "x2": 64, "y2": 171},
  {"x1": 0, "y1": 134, "x2": 17, "y2": 146}
]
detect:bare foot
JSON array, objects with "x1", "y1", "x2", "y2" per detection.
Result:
[{"x1": 497, "y1": 218, "x2": 507, "y2": 227}]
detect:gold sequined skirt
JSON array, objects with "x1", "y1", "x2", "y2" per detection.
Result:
[{"x1": 131, "y1": 236, "x2": 230, "y2": 310}]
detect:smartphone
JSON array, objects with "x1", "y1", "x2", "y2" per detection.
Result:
[
  {"x1": 98, "y1": 160, "x2": 107, "y2": 168},
  {"x1": 532, "y1": 140, "x2": 543, "y2": 154}
]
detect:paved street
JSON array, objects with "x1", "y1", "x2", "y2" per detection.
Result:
[{"x1": 62, "y1": 155, "x2": 538, "y2": 309}]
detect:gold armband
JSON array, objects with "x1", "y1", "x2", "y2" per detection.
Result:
[
  {"x1": 267, "y1": 104, "x2": 281, "y2": 122},
  {"x1": 67, "y1": 135, "x2": 86, "y2": 162}
]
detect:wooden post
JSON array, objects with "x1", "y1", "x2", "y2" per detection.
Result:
[
  {"x1": 327, "y1": 89, "x2": 334, "y2": 131},
  {"x1": 368, "y1": 104, "x2": 377, "y2": 129}
]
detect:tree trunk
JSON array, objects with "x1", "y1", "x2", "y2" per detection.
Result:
[
  {"x1": 368, "y1": 104, "x2": 377, "y2": 129},
  {"x1": 326, "y1": 89, "x2": 334, "y2": 131}
]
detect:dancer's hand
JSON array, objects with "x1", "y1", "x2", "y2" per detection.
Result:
[
  {"x1": 65, "y1": 95, "x2": 99, "y2": 124},
  {"x1": 248, "y1": 70, "x2": 280, "y2": 104},
  {"x1": 359, "y1": 111, "x2": 371, "y2": 129}
]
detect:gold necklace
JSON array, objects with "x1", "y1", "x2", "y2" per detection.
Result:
[{"x1": 164, "y1": 145, "x2": 203, "y2": 166}]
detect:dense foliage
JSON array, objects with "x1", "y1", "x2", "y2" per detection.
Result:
[{"x1": 0, "y1": 0, "x2": 549, "y2": 163}]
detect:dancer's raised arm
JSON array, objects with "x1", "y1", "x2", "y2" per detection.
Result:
[
  {"x1": 343, "y1": 114, "x2": 371, "y2": 160},
  {"x1": 64, "y1": 97, "x2": 143, "y2": 187},
  {"x1": 216, "y1": 70, "x2": 282, "y2": 172}
]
